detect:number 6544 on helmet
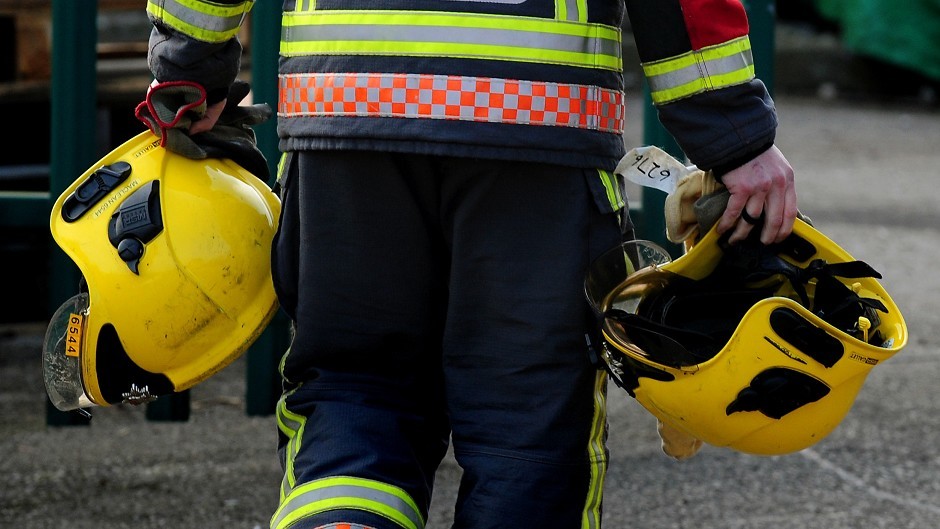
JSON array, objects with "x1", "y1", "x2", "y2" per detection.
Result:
[
  {"x1": 43, "y1": 131, "x2": 281, "y2": 411},
  {"x1": 585, "y1": 219, "x2": 907, "y2": 455}
]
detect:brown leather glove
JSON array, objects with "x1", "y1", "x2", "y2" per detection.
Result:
[
  {"x1": 664, "y1": 169, "x2": 724, "y2": 246},
  {"x1": 657, "y1": 419, "x2": 704, "y2": 461}
]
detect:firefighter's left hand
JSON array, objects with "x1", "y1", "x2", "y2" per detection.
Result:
[
  {"x1": 136, "y1": 79, "x2": 271, "y2": 159},
  {"x1": 716, "y1": 145, "x2": 797, "y2": 245},
  {"x1": 189, "y1": 99, "x2": 226, "y2": 135}
]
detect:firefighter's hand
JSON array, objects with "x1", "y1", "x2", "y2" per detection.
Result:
[
  {"x1": 715, "y1": 145, "x2": 797, "y2": 245},
  {"x1": 657, "y1": 419, "x2": 704, "y2": 461},
  {"x1": 189, "y1": 98, "x2": 226, "y2": 135},
  {"x1": 135, "y1": 80, "x2": 209, "y2": 158}
]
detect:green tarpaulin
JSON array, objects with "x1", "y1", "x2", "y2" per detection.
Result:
[{"x1": 813, "y1": 0, "x2": 940, "y2": 81}]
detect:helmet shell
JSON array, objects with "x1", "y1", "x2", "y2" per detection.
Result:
[
  {"x1": 596, "y1": 219, "x2": 907, "y2": 455},
  {"x1": 46, "y1": 131, "x2": 280, "y2": 408}
]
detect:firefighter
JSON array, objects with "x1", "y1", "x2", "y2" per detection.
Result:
[{"x1": 142, "y1": 1, "x2": 798, "y2": 528}]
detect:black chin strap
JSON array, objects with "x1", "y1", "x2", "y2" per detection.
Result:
[
  {"x1": 718, "y1": 237, "x2": 888, "y2": 343},
  {"x1": 595, "y1": 230, "x2": 892, "y2": 378}
]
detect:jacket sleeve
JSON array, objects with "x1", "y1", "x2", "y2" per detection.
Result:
[
  {"x1": 625, "y1": 0, "x2": 777, "y2": 174},
  {"x1": 146, "y1": 0, "x2": 254, "y2": 104}
]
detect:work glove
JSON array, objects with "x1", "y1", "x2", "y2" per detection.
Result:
[
  {"x1": 664, "y1": 169, "x2": 725, "y2": 247},
  {"x1": 135, "y1": 79, "x2": 273, "y2": 180},
  {"x1": 657, "y1": 419, "x2": 704, "y2": 461}
]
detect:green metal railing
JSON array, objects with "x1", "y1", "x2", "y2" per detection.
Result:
[
  {"x1": 11, "y1": 0, "x2": 774, "y2": 425},
  {"x1": 43, "y1": 1, "x2": 98, "y2": 426}
]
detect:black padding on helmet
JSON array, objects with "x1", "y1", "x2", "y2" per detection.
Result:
[
  {"x1": 107, "y1": 181, "x2": 164, "y2": 275},
  {"x1": 62, "y1": 162, "x2": 133, "y2": 222},
  {"x1": 806, "y1": 261, "x2": 889, "y2": 342},
  {"x1": 603, "y1": 343, "x2": 675, "y2": 396},
  {"x1": 718, "y1": 236, "x2": 890, "y2": 344},
  {"x1": 642, "y1": 281, "x2": 774, "y2": 354},
  {"x1": 606, "y1": 308, "x2": 718, "y2": 367},
  {"x1": 726, "y1": 367, "x2": 831, "y2": 419},
  {"x1": 773, "y1": 231, "x2": 818, "y2": 262},
  {"x1": 770, "y1": 308, "x2": 844, "y2": 368},
  {"x1": 96, "y1": 324, "x2": 174, "y2": 406}
]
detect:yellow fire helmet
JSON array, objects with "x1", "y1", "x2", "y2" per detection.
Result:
[
  {"x1": 43, "y1": 130, "x2": 280, "y2": 411},
  {"x1": 584, "y1": 218, "x2": 907, "y2": 455}
]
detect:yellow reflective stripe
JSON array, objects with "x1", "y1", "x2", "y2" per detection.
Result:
[
  {"x1": 576, "y1": 0, "x2": 588, "y2": 22},
  {"x1": 643, "y1": 36, "x2": 755, "y2": 105},
  {"x1": 147, "y1": 0, "x2": 253, "y2": 43},
  {"x1": 556, "y1": 0, "x2": 588, "y2": 22},
  {"x1": 596, "y1": 169, "x2": 624, "y2": 211},
  {"x1": 275, "y1": 152, "x2": 289, "y2": 184},
  {"x1": 581, "y1": 370, "x2": 608, "y2": 529},
  {"x1": 282, "y1": 10, "x2": 620, "y2": 40},
  {"x1": 271, "y1": 476, "x2": 425, "y2": 529},
  {"x1": 276, "y1": 388, "x2": 305, "y2": 500},
  {"x1": 281, "y1": 10, "x2": 622, "y2": 71}
]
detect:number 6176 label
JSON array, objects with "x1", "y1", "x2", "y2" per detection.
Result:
[{"x1": 66, "y1": 312, "x2": 84, "y2": 358}]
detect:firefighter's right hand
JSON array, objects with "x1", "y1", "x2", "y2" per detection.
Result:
[{"x1": 715, "y1": 145, "x2": 798, "y2": 245}]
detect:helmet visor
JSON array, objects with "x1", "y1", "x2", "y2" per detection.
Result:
[
  {"x1": 584, "y1": 240, "x2": 672, "y2": 316},
  {"x1": 42, "y1": 293, "x2": 96, "y2": 411},
  {"x1": 586, "y1": 241, "x2": 722, "y2": 369}
]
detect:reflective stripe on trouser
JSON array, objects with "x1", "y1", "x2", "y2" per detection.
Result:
[
  {"x1": 307, "y1": 525, "x2": 377, "y2": 529},
  {"x1": 643, "y1": 36, "x2": 755, "y2": 105},
  {"x1": 271, "y1": 476, "x2": 425, "y2": 529},
  {"x1": 278, "y1": 73, "x2": 625, "y2": 134},
  {"x1": 269, "y1": 152, "x2": 623, "y2": 529},
  {"x1": 273, "y1": 391, "x2": 427, "y2": 529},
  {"x1": 146, "y1": 0, "x2": 253, "y2": 43}
]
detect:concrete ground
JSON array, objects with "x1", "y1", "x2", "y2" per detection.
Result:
[{"x1": 2, "y1": 55, "x2": 939, "y2": 529}]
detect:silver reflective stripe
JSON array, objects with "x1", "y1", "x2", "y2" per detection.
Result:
[
  {"x1": 643, "y1": 37, "x2": 755, "y2": 104},
  {"x1": 276, "y1": 389, "x2": 305, "y2": 501},
  {"x1": 281, "y1": 11, "x2": 622, "y2": 71},
  {"x1": 581, "y1": 370, "x2": 608, "y2": 529},
  {"x1": 284, "y1": 24, "x2": 618, "y2": 58},
  {"x1": 559, "y1": 0, "x2": 584, "y2": 22},
  {"x1": 277, "y1": 400, "x2": 304, "y2": 435},
  {"x1": 271, "y1": 477, "x2": 425, "y2": 529},
  {"x1": 647, "y1": 50, "x2": 752, "y2": 94},
  {"x1": 442, "y1": 0, "x2": 527, "y2": 3},
  {"x1": 148, "y1": 0, "x2": 252, "y2": 42}
]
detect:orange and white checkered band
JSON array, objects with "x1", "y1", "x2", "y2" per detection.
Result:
[{"x1": 278, "y1": 73, "x2": 625, "y2": 134}]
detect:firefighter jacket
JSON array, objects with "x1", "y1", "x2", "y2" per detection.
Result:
[{"x1": 146, "y1": 0, "x2": 776, "y2": 172}]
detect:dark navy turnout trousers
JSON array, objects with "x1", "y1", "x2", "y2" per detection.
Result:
[{"x1": 270, "y1": 150, "x2": 626, "y2": 529}]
